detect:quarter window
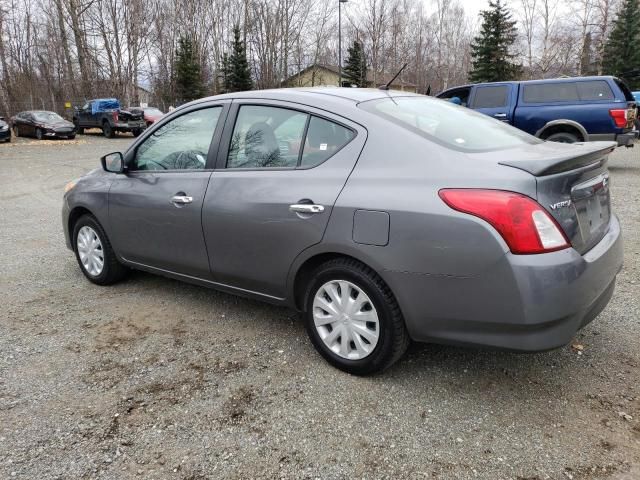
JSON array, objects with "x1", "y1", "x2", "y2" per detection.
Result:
[
  {"x1": 473, "y1": 86, "x2": 509, "y2": 108},
  {"x1": 576, "y1": 81, "x2": 614, "y2": 101},
  {"x1": 300, "y1": 117, "x2": 355, "y2": 167},
  {"x1": 133, "y1": 107, "x2": 222, "y2": 171}
]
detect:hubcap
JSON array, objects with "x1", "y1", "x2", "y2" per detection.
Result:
[
  {"x1": 77, "y1": 226, "x2": 104, "y2": 277},
  {"x1": 312, "y1": 280, "x2": 380, "y2": 360}
]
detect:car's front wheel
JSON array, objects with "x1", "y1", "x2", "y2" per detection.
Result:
[
  {"x1": 73, "y1": 215, "x2": 128, "y2": 285},
  {"x1": 132, "y1": 128, "x2": 142, "y2": 137},
  {"x1": 36, "y1": 128, "x2": 44, "y2": 140},
  {"x1": 303, "y1": 258, "x2": 410, "y2": 375}
]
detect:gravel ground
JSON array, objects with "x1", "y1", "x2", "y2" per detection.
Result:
[{"x1": 0, "y1": 133, "x2": 639, "y2": 480}]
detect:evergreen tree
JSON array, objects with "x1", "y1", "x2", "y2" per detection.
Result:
[
  {"x1": 220, "y1": 53, "x2": 233, "y2": 93},
  {"x1": 469, "y1": 0, "x2": 521, "y2": 83},
  {"x1": 343, "y1": 41, "x2": 368, "y2": 87},
  {"x1": 175, "y1": 36, "x2": 205, "y2": 103},
  {"x1": 228, "y1": 25, "x2": 253, "y2": 92},
  {"x1": 602, "y1": 0, "x2": 640, "y2": 89}
]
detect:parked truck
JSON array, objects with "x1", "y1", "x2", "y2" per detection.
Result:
[
  {"x1": 437, "y1": 76, "x2": 638, "y2": 146},
  {"x1": 73, "y1": 98, "x2": 145, "y2": 138}
]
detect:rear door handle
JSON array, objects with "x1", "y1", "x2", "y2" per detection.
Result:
[
  {"x1": 171, "y1": 195, "x2": 193, "y2": 205},
  {"x1": 289, "y1": 204, "x2": 325, "y2": 214}
]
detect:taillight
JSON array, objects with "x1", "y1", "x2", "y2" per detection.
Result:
[
  {"x1": 609, "y1": 109, "x2": 627, "y2": 128},
  {"x1": 112, "y1": 111, "x2": 119, "y2": 123},
  {"x1": 439, "y1": 189, "x2": 570, "y2": 254}
]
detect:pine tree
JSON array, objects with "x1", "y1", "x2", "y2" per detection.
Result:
[
  {"x1": 228, "y1": 25, "x2": 253, "y2": 92},
  {"x1": 343, "y1": 41, "x2": 368, "y2": 87},
  {"x1": 469, "y1": 0, "x2": 521, "y2": 83},
  {"x1": 175, "y1": 36, "x2": 205, "y2": 103},
  {"x1": 602, "y1": 0, "x2": 640, "y2": 89},
  {"x1": 220, "y1": 53, "x2": 232, "y2": 93}
]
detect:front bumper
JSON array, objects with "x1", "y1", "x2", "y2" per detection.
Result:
[
  {"x1": 44, "y1": 129, "x2": 76, "y2": 138},
  {"x1": 616, "y1": 130, "x2": 638, "y2": 147},
  {"x1": 115, "y1": 122, "x2": 145, "y2": 131},
  {"x1": 62, "y1": 198, "x2": 72, "y2": 251},
  {"x1": 389, "y1": 215, "x2": 623, "y2": 351},
  {"x1": 0, "y1": 129, "x2": 10, "y2": 141}
]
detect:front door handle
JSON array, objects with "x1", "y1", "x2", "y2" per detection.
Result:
[
  {"x1": 494, "y1": 113, "x2": 507, "y2": 119},
  {"x1": 171, "y1": 195, "x2": 193, "y2": 205},
  {"x1": 289, "y1": 204, "x2": 325, "y2": 214}
]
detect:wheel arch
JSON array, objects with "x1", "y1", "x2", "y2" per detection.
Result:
[
  {"x1": 67, "y1": 206, "x2": 96, "y2": 251},
  {"x1": 289, "y1": 249, "x2": 397, "y2": 314},
  {"x1": 535, "y1": 120, "x2": 588, "y2": 142}
]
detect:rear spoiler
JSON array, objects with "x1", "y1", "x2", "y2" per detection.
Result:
[{"x1": 499, "y1": 142, "x2": 616, "y2": 176}]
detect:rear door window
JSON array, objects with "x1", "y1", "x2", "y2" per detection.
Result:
[
  {"x1": 472, "y1": 86, "x2": 509, "y2": 108},
  {"x1": 522, "y1": 83, "x2": 579, "y2": 103},
  {"x1": 576, "y1": 81, "x2": 614, "y2": 101}
]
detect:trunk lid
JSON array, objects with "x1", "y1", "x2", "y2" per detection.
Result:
[{"x1": 498, "y1": 141, "x2": 616, "y2": 254}]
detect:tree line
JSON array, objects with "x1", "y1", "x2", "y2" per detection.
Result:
[{"x1": 0, "y1": 0, "x2": 638, "y2": 116}]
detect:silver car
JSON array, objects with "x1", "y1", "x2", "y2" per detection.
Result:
[{"x1": 62, "y1": 88, "x2": 623, "y2": 375}]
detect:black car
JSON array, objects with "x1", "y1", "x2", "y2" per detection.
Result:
[
  {"x1": 12, "y1": 111, "x2": 76, "y2": 140},
  {"x1": 0, "y1": 116, "x2": 10, "y2": 143}
]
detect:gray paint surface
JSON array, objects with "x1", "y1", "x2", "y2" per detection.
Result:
[{"x1": 63, "y1": 87, "x2": 624, "y2": 351}]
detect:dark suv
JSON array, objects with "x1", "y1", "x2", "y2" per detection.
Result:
[{"x1": 438, "y1": 76, "x2": 638, "y2": 146}]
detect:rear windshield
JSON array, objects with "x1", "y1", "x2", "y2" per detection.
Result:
[{"x1": 359, "y1": 96, "x2": 541, "y2": 152}]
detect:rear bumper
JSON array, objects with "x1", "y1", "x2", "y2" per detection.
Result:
[
  {"x1": 390, "y1": 215, "x2": 623, "y2": 351},
  {"x1": 615, "y1": 131, "x2": 638, "y2": 147}
]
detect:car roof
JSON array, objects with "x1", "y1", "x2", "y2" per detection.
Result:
[
  {"x1": 442, "y1": 76, "x2": 619, "y2": 92},
  {"x1": 188, "y1": 87, "x2": 423, "y2": 107}
]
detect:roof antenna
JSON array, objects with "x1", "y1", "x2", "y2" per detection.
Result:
[{"x1": 379, "y1": 63, "x2": 408, "y2": 91}]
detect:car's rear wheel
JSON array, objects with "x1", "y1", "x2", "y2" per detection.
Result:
[
  {"x1": 103, "y1": 122, "x2": 115, "y2": 138},
  {"x1": 303, "y1": 258, "x2": 409, "y2": 375},
  {"x1": 36, "y1": 128, "x2": 43, "y2": 140},
  {"x1": 546, "y1": 131, "x2": 579, "y2": 143},
  {"x1": 73, "y1": 214, "x2": 128, "y2": 285},
  {"x1": 132, "y1": 128, "x2": 142, "y2": 137}
]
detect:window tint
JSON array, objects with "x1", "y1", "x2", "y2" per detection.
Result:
[
  {"x1": 360, "y1": 97, "x2": 541, "y2": 152},
  {"x1": 473, "y1": 86, "x2": 508, "y2": 108},
  {"x1": 134, "y1": 107, "x2": 221, "y2": 171},
  {"x1": 522, "y1": 83, "x2": 579, "y2": 103},
  {"x1": 300, "y1": 117, "x2": 355, "y2": 167},
  {"x1": 614, "y1": 79, "x2": 635, "y2": 101},
  {"x1": 439, "y1": 87, "x2": 472, "y2": 107},
  {"x1": 227, "y1": 106, "x2": 307, "y2": 168},
  {"x1": 576, "y1": 81, "x2": 614, "y2": 100}
]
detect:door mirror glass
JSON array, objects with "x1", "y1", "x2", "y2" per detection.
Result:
[{"x1": 101, "y1": 152, "x2": 124, "y2": 173}]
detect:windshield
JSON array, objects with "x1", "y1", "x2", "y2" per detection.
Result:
[
  {"x1": 145, "y1": 108, "x2": 163, "y2": 115},
  {"x1": 359, "y1": 96, "x2": 541, "y2": 152},
  {"x1": 33, "y1": 112, "x2": 64, "y2": 123}
]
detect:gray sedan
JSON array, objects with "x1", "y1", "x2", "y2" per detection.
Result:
[{"x1": 62, "y1": 88, "x2": 623, "y2": 375}]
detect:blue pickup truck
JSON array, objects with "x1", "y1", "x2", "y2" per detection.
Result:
[{"x1": 437, "y1": 76, "x2": 638, "y2": 146}]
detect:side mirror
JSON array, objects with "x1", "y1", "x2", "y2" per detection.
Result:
[{"x1": 101, "y1": 152, "x2": 125, "y2": 173}]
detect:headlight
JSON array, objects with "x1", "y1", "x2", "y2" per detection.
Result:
[
  {"x1": 0, "y1": 125, "x2": 8, "y2": 131},
  {"x1": 64, "y1": 180, "x2": 77, "y2": 193}
]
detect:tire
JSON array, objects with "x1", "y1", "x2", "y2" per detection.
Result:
[
  {"x1": 68, "y1": 134, "x2": 76, "y2": 140},
  {"x1": 72, "y1": 214, "x2": 128, "y2": 285},
  {"x1": 545, "y1": 131, "x2": 580, "y2": 143},
  {"x1": 103, "y1": 122, "x2": 115, "y2": 138},
  {"x1": 36, "y1": 128, "x2": 43, "y2": 140},
  {"x1": 303, "y1": 258, "x2": 410, "y2": 375},
  {"x1": 14, "y1": 126, "x2": 20, "y2": 137},
  {"x1": 132, "y1": 128, "x2": 142, "y2": 137},
  {"x1": 76, "y1": 126, "x2": 84, "y2": 134}
]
